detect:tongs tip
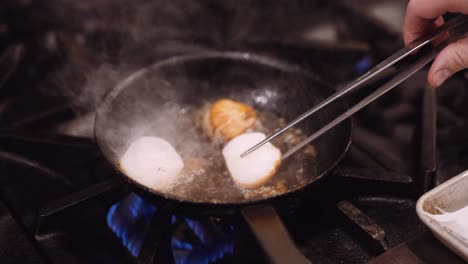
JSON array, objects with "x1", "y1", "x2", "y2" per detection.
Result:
[
  {"x1": 240, "y1": 131, "x2": 283, "y2": 158},
  {"x1": 240, "y1": 143, "x2": 262, "y2": 158}
]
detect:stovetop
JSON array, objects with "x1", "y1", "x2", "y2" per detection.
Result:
[{"x1": 0, "y1": 1, "x2": 467, "y2": 263}]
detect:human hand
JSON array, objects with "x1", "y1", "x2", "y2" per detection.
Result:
[{"x1": 404, "y1": 0, "x2": 468, "y2": 87}]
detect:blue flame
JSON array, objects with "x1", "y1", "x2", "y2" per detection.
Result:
[
  {"x1": 355, "y1": 56, "x2": 372, "y2": 75},
  {"x1": 107, "y1": 193, "x2": 234, "y2": 263},
  {"x1": 171, "y1": 218, "x2": 235, "y2": 264},
  {"x1": 177, "y1": 236, "x2": 235, "y2": 264},
  {"x1": 172, "y1": 238, "x2": 194, "y2": 251},
  {"x1": 184, "y1": 218, "x2": 208, "y2": 244},
  {"x1": 106, "y1": 193, "x2": 157, "y2": 257}
]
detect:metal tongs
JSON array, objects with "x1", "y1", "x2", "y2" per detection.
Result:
[{"x1": 242, "y1": 14, "x2": 468, "y2": 160}]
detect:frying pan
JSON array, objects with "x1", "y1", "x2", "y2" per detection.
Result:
[{"x1": 95, "y1": 51, "x2": 352, "y2": 263}]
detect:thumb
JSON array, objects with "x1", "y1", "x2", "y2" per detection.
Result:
[{"x1": 428, "y1": 37, "x2": 468, "y2": 87}]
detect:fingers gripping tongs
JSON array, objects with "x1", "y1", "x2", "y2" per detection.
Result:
[{"x1": 242, "y1": 14, "x2": 468, "y2": 159}]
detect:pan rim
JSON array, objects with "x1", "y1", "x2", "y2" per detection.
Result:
[{"x1": 94, "y1": 50, "x2": 353, "y2": 206}]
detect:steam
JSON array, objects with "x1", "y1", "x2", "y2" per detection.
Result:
[
  {"x1": 48, "y1": 0, "x2": 232, "y2": 136},
  {"x1": 47, "y1": 0, "x2": 325, "y2": 117}
]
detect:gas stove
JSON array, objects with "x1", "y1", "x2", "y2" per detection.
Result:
[{"x1": 0, "y1": 1, "x2": 466, "y2": 263}]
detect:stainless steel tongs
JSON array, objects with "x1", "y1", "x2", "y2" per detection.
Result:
[{"x1": 241, "y1": 14, "x2": 468, "y2": 160}]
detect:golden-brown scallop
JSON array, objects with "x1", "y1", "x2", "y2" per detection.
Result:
[{"x1": 202, "y1": 99, "x2": 257, "y2": 142}]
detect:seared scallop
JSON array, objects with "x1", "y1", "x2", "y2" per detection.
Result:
[
  {"x1": 120, "y1": 137, "x2": 184, "y2": 191},
  {"x1": 202, "y1": 99, "x2": 257, "y2": 142},
  {"x1": 222, "y1": 132, "x2": 282, "y2": 188}
]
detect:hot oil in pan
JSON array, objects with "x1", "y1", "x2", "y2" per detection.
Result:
[
  {"x1": 113, "y1": 77, "x2": 320, "y2": 203},
  {"x1": 163, "y1": 103, "x2": 318, "y2": 204},
  {"x1": 102, "y1": 55, "x2": 333, "y2": 204}
]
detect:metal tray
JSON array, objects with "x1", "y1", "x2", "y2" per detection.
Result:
[{"x1": 416, "y1": 169, "x2": 468, "y2": 262}]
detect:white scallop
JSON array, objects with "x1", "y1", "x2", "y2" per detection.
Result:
[
  {"x1": 120, "y1": 137, "x2": 184, "y2": 191},
  {"x1": 222, "y1": 132, "x2": 282, "y2": 188}
]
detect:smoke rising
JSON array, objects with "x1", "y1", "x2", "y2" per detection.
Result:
[{"x1": 47, "y1": 0, "x2": 325, "y2": 115}]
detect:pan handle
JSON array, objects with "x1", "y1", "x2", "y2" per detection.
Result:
[{"x1": 241, "y1": 205, "x2": 311, "y2": 264}]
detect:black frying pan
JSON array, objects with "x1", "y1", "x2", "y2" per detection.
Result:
[{"x1": 95, "y1": 51, "x2": 352, "y2": 263}]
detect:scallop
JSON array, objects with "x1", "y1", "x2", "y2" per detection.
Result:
[
  {"x1": 222, "y1": 132, "x2": 282, "y2": 188},
  {"x1": 120, "y1": 137, "x2": 184, "y2": 191},
  {"x1": 202, "y1": 99, "x2": 257, "y2": 142}
]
